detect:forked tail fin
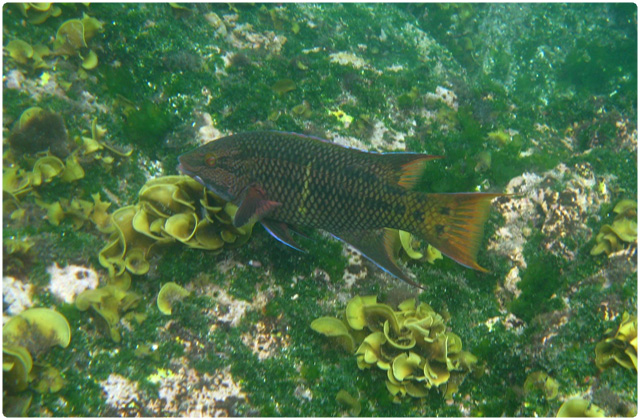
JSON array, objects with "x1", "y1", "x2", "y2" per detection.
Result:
[{"x1": 416, "y1": 193, "x2": 503, "y2": 271}]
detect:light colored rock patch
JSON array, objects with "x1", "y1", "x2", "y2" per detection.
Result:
[
  {"x1": 425, "y1": 86, "x2": 459, "y2": 111},
  {"x1": 341, "y1": 245, "x2": 368, "y2": 289},
  {"x1": 229, "y1": 22, "x2": 287, "y2": 53},
  {"x1": 47, "y1": 262, "x2": 99, "y2": 304},
  {"x1": 100, "y1": 373, "x2": 140, "y2": 410},
  {"x1": 200, "y1": 277, "x2": 281, "y2": 329},
  {"x1": 489, "y1": 162, "x2": 614, "y2": 308},
  {"x1": 147, "y1": 364, "x2": 246, "y2": 416},
  {"x1": 489, "y1": 162, "x2": 611, "y2": 266},
  {"x1": 204, "y1": 285, "x2": 251, "y2": 327},
  {"x1": 503, "y1": 266, "x2": 522, "y2": 298},
  {"x1": 3, "y1": 276, "x2": 35, "y2": 316},
  {"x1": 403, "y1": 22, "x2": 438, "y2": 61},
  {"x1": 5, "y1": 69, "x2": 25, "y2": 89},
  {"x1": 329, "y1": 51, "x2": 367, "y2": 69},
  {"x1": 368, "y1": 120, "x2": 408, "y2": 151},
  {"x1": 329, "y1": 121, "x2": 409, "y2": 152},
  {"x1": 195, "y1": 111, "x2": 225, "y2": 145},
  {"x1": 241, "y1": 319, "x2": 291, "y2": 360}
]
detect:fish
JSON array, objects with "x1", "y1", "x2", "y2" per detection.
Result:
[{"x1": 178, "y1": 131, "x2": 502, "y2": 288}]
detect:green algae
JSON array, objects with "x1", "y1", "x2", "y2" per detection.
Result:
[{"x1": 509, "y1": 239, "x2": 565, "y2": 323}]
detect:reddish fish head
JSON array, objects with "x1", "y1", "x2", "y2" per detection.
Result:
[{"x1": 178, "y1": 138, "x2": 245, "y2": 202}]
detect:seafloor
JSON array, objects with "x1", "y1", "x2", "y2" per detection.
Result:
[{"x1": 2, "y1": 3, "x2": 637, "y2": 417}]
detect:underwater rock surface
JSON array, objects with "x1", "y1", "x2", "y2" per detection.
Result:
[{"x1": 2, "y1": 3, "x2": 637, "y2": 417}]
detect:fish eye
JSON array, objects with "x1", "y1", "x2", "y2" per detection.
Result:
[{"x1": 205, "y1": 153, "x2": 216, "y2": 166}]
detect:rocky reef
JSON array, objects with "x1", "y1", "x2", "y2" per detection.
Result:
[{"x1": 2, "y1": 3, "x2": 636, "y2": 417}]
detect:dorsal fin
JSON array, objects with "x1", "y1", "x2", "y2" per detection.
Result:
[{"x1": 375, "y1": 153, "x2": 442, "y2": 190}]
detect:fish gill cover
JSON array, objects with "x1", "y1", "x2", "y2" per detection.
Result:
[{"x1": 2, "y1": 3, "x2": 637, "y2": 417}]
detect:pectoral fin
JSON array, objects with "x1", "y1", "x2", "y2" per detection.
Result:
[
  {"x1": 331, "y1": 228, "x2": 426, "y2": 290},
  {"x1": 234, "y1": 185, "x2": 281, "y2": 227},
  {"x1": 261, "y1": 219, "x2": 306, "y2": 252}
]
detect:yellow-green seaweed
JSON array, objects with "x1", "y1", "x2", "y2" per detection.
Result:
[
  {"x1": 157, "y1": 282, "x2": 191, "y2": 315},
  {"x1": 5, "y1": 39, "x2": 50, "y2": 68},
  {"x1": 3, "y1": 308, "x2": 71, "y2": 396},
  {"x1": 556, "y1": 398, "x2": 605, "y2": 417},
  {"x1": 3, "y1": 308, "x2": 71, "y2": 353},
  {"x1": 487, "y1": 129, "x2": 511, "y2": 146},
  {"x1": 272, "y1": 78, "x2": 296, "y2": 95},
  {"x1": 33, "y1": 366, "x2": 65, "y2": 393},
  {"x1": 98, "y1": 175, "x2": 255, "y2": 280},
  {"x1": 17, "y1": 3, "x2": 62, "y2": 24},
  {"x1": 35, "y1": 197, "x2": 95, "y2": 230},
  {"x1": 18, "y1": 106, "x2": 45, "y2": 129},
  {"x1": 310, "y1": 317, "x2": 355, "y2": 353},
  {"x1": 3, "y1": 167, "x2": 33, "y2": 197},
  {"x1": 312, "y1": 295, "x2": 477, "y2": 401},
  {"x1": 335, "y1": 390, "x2": 361, "y2": 416},
  {"x1": 30, "y1": 155, "x2": 65, "y2": 186},
  {"x1": 52, "y1": 16, "x2": 103, "y2": 70},
  {"x1": 4, "y1": 236, "x2": 35, "y2": 255},
  {"x1": 524, "y1": 371, "x2": 559, "y2": 399},
  {"x1": 346, "y1": 295, "x2": 378, "y2": 330},
  {"x1": 3, "y1": 345, "x2": 33, "y2": 392},
  {"x1": 591, "y1": 199, "x2": 637, "y2": 256},
  {"x1": 75, "y1": 285, "x2": 141, "y2": 342},
  {"x1": 399, "y1": 230, "x2": 423, "y2": 259},
  {"x1": 6, "y1": 39, "x2": 34, "y2": 65},
  {"x1": 81, "y1": 13, "x2": 104, "y2": 40},
  {"x1": 54, "y1": 19, "x2": 87, "y2": 52},
  {"x1": 394, "y1": 229, "x2": 443, "y2": 265},
  {"x1": 292, "y1": 101, "x2": 312, "y2": 118},
  {"x1": 80, "y1": 49, "x2": 98, "y2": 70},
  {"x1": 595, "y1": 311, "x2": 637, "y2": 371}
]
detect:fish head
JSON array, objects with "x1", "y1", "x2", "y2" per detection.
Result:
[{"x1": 178, "y1": 138, "x2": 245, "y2": 202}]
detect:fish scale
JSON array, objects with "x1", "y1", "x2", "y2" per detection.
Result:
[
  {"x1": 244, "y1": 134, "x2": 407, "y2": 231},
  {"x1": 178, "y1": 131, "x2": 503, "y2": 286}
]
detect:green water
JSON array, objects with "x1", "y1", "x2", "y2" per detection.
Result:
[{"x1": 2, "y1": 3, "x2": 637, "y2": 417}]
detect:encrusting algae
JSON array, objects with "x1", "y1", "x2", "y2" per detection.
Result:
[{"x1": 311, "y1": 295, "x2": 477, "y2": 402}]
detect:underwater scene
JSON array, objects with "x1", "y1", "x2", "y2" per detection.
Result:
[{"x1": 2, "y1": 3, "x2": 637, "y2": 417}]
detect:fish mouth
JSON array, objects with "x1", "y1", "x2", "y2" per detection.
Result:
[
  {"x1": 177, "y1": 163, "x2": 205, "y2": 187},
  {"x1": 176, "y1": 162, "x2": 190, "y2": 176},
  {"x1": 177, "y1": 162, "x2": 206, "y2": 185}
]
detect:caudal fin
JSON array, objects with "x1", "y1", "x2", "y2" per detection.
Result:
[{"x1": 417, "y1": 193, "x2": 503, "y2": 272}]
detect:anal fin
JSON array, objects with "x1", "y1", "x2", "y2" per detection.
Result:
[{"x1": 332, "y1": 229, "x2": 426, "y2": 290}]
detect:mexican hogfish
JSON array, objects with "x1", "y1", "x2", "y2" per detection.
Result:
[{"x1": 178, "y1": 131, "x2": 501, "y2": 288}]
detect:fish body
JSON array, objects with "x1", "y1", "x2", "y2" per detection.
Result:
[{"x1": 178, "y1": 131, "x2": 501, "y2": 287}]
